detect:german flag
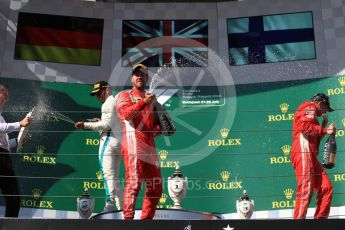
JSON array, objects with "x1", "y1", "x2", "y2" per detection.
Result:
[{"x1": 15, "y1": 12, "x2": 104, "y2": 66}]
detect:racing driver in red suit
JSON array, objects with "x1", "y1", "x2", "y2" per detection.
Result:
[
  {"x1": 291, "y1": 93, "x2": 336, "y2": 219},
  {"x1": 116, "y1": 64, "x2": 162, "y2": 220}
]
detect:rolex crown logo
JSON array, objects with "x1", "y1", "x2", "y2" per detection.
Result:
[
  {"x1": 159, "y1": 193, "x2": 168, "y2": 204},
  {"x1": 32, "y1": 188, "x2": 42, "y2": 200},
  {"x1": 280, "y1": 103, "x2": 289, "y2": 113},
  {"x1": 96, "y1": 171, "x2": 103, "y2": 181},
  {"x1": 220, "y1": 170, "x2": 230, "y2": 182},
  {"x1": 342, "y1": 118, "x2": 345, "y2": 128},
  {"x1": 159, "y1": 150, "x2": 168, "y2": 161},
  {"x1": 284, "y1": 188, "x2": 294, "y2": 200},
  {"x1": 36, "y1": 145, "x2": 45, "y2": 155},
  {"x1": 220, "y1": 128, "x2": 230, "y2": 139},
  {"x1": 338, "y1": 76, "x2": 345, "y2": 86},
  {"x1": 281, "y1": 145, "x2": 291, "y2": 155}
]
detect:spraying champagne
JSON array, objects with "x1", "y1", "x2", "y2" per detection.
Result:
[{"x1": 147, "y1": 64, "x2": 176, "y2": 136}]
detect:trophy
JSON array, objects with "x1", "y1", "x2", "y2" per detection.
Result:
[
  {"x1": 168, "y1": 163, "x2": 187, "y2": 209},
  {"x1": 77, "y1": 188, "x2": 95, "y2": 219},
  {"x1": 236, "y1": 190, "x2": 254, "y2": 219}
]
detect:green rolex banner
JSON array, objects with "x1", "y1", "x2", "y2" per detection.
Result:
[
  {"x1": 227, "y1": 11, "x2": 316, "y2": 65},
  {"x1": 2, "y1": 75, "x2": 345, "y2": 217},
  {"x1": 14, "y1": 12, "x2": 104, "y2": 66}
]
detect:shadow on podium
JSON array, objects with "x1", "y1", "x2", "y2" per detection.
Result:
[{"x1": 91, "y1": 208, "x2": 221, "y2": 220}]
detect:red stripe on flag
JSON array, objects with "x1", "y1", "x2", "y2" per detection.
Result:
[
  {"x1": 122, "y1": 37, "x2": 208, "y2": 49},
  {"x1": 162, "y1": 21, "x2": 172, "y2": 64},
  {"x1": 16, "y1": 26, "x2": 102, "y2": 49}
]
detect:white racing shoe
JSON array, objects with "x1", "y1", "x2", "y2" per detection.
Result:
[{"x1": 103, "y1": 202, "x2": 114, "y2": 213}]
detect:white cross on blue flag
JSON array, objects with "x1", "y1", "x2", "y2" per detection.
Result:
[{"x1": 227, "y1": 11, "x2": 316, "y2": 65}]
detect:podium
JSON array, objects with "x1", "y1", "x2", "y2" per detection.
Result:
[{"x1": 91, "y1": 209, "x2": 221, "y2": 220}]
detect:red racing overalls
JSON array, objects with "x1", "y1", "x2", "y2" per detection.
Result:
[
  {"x1": 116, "y1": 87, "x2": 162, "y2": 220},
  {"x1": 291, "y1": 101, "x2": 333, "y2": 219}
]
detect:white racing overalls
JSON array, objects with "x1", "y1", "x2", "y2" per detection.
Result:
[{"x1": 84, "y1": 95, "x2": 123, "y2": 211}]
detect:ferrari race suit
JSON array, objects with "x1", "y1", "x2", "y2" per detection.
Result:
[
  {"x1": 0, "y1": 112, "x2": 21, "y2": 217},
  {"x1": 290, "y1": 101, "x2": 333, "y2": 219},
  {"x1": 116, "y1": 87, "x2": 162, "y2": 220},
  {"x1": 84, "y1": 94, "x2": 123, "y2": 211}
]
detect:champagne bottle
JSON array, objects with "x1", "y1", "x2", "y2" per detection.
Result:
[
  {"x1": 84, "y1": 118, "x2": 99, "y2": 122},
  {"x1": 154, "y1": 102, "x2": 176, "y2": 136},
  {"x1": 322, "y1": 134, "x2": 336, "y2": 169}
]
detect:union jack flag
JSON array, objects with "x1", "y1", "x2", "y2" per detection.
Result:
[{"x1": 122, "y1": 20, "x2": 208, "y2": 67}]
